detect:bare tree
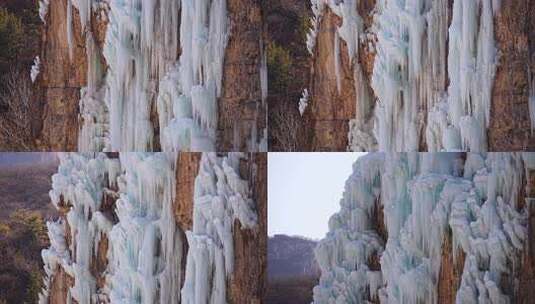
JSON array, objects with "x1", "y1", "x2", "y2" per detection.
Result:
[
  {"x1": 0, "y1": 68, "x2": 34, "y2": 150},
  {"x1": 270, "y1": 101, "x2": 306, "y2": 151}
]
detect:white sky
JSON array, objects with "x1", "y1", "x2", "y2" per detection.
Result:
[{"x1": 268, "y1": 152, "x2": 366, "y2": 240}]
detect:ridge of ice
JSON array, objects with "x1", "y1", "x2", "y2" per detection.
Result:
[{"x1": 313, "y1": 153, "x2": 530, "y2": 303}]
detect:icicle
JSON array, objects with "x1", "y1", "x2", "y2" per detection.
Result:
[
  {"x1": 157, "y1": 0, "x2": 229, "y2": 152},
  {"x1": 313, "y1": 153, "x2": 530, "y2": 303},
  {"x1": 41, "y1": 153, "x2": 122, "y2": 304},
  {"x1": 181, "y1": 153, "x2": 258, "y2": 303},
  {"x1": 39, "y1": 0, "x2": 49, "y2": 23},
  {"x1": 299, "y1": 89, "x2": 309, "y2": 116},
  {"x1": 31, "y1": 56, "x2": 41, "y2": 83}
]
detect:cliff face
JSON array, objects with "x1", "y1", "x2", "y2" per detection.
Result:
[
  {"x1": 36, "y1": 0, "x2": 266, "y2": 152},
  {"x1": 218, "y1": 0, "x2": 267, "y2": 151},
  {"x1": 36, "y1": 0, "x2": 85, "y2": 151},
  {"x1": 304, "y1": 0, "x2": 535, "y2": 152},
  {"x1": 306, "y1": 1, "x2": 376, "y2": 151},
  {"x1": 43, "y1": 152, "x2": 266, "y2": 303},
  {"x1": 489, "y1": 0, "x2": 535, "y2": 151}
]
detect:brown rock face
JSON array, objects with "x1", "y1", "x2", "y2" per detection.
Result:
[
  {"x1": 37, "y1": 0, "x2": 108, "y2": 151},
  {"x1": 228, "y1": 153, "x2": 267, "y2": 304},
  {"x1": 217, "y1": 0, "x2": 267, "y2": 151},
  {"x1": 37, "y1": 0, "x2": 85, "y2": 151},
  {"x1": 518, "y1": 169, "x2": 535, "y2": 303},
  {"x1": 174, "y1": 153, "x2": 201, "y2": 232},
  {"x1": 306, "y1": 3, "x2": 376, "y2": 151},
  {"x1": 437, "y1": 232, "x2": 465, "y2": 304},
  {"x1": 489, "y1": 0, "x2": 535, "y2": 151},
  {"x1": 48, "y1": 266, "x2": 75, "y2": 304}
]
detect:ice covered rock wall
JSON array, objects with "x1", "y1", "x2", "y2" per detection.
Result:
[
  {"x1": 313, "y1": 152, "x2": 535, "y2": 303},
  {"x1": 40, "y1": 153, "x2": 120, "y2": 304},
  {"x1": 304, "y1": 0, "x2": 535, "y2": 152},
  {"x1": 38, "y1": 0, "x2": 267, "y2": 152},
  {"x1": 181, "y1": 153, "x2": 258, "y2": 303},
  {"x1": 40, "y1": 152, "x2": 267, "y2": 303}
]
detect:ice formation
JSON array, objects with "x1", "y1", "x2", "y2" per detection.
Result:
[
  {"x1": 181, "y1": 153, "x2": 258, "y2": 303},
  {"x1": 106, "y1": 153, "x2": 183, "y2": 304},
  {"x1": 55, "y1": 0, "x2": 265, "y2": 152},
  {"x1": 40, "y1": 152, "x2": 259, "y2": 303},
  {"x1": 40, "y1": 153, "x2": 120, "y2": 304},
  {"x1": 307, "y1": 0, "x2": 377, "y2": 152},
  {"x1": 299, "y1": 89, "x2": 309, "y2": 116},
  {"x1": 306, "y1": 0, "x2": 500, "y2": 152},
  {"x1": 313, "y1": 153, "x2": 532, "y2": 303},
  {"x1": 31, "y1": 56, "x2": 40, "y2": 83},
  {"x1": 39, "y1": 0, "x2": 49, "y2": 23}
]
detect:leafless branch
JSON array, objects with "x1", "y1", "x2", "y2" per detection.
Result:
[{"x1": 0, "y1": 68, "x2": 34, "y2": 150}]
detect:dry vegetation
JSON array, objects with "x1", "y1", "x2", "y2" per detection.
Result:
[
  {"x1": 0, "y1": 1, "x2": 41, "y2": 151},
  {"x1": 0, "y1": 160, "x2": 58, "y2": 303},
  {"x1": 265, "y1": 276, "x2": 318, "y2": 304},
  {"x1": 0, "y1": 69, "x2": 34, "y2": 151},
  {"x1": 265, "y1": 0, "x2": 312, "y2": 151}
]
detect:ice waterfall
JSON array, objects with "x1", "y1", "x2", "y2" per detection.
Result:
[
  {"x1": 307, "y1": 0, "x2": 500, "y2": 152},
  {"x1": 313, "y1": 153, "x2": 532, "y2": 303},
  {"x1": 39, "y1": 152, "x2": 259, "y2": 303},
  {"x1": 60, "y1": 0, "x2": 261, "y2": 152},
  {"x1": 181, "y1": 153, "x2": 258, "y2": 303}
]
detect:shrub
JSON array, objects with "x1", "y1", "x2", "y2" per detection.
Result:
[
  {"x1": 267, "y1": 42, "x2": 292, "y2": 93},
  {"x1": 0, "y1": 8, "x2": 24, "y2": 67},
  {"x1": 0, "y1": 68, "x2": 34, "y2": 151}
]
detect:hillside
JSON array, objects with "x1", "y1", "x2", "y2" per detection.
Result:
[
  {"x1": 0, "y1": 155, "x2": 59, "y2": 303},
  {"x1": 266, "y1": 234, "x2": 320, "y2": 304}
]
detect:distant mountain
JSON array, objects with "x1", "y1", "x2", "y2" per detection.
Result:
[
  {"x1": 0, "y1": 157, "x2": 58, "y2": 220},
  {"x1": 0, "y1": 153, "x2": 58, "y2": 167},
  {"x1": 268, "y1": 234, "x2": 320, "y2": 279},
  {"x1": 266, "y1": 234, "x2": 320, "y2": 304}
]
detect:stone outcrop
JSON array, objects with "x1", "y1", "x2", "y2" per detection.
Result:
[{"x1": 229, "y1": 153, "x2": 267, "y2": 303}]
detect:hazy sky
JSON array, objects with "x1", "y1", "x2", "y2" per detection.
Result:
[{"x1": 268, "y1": 152, "x2": 366, "y2": 240}]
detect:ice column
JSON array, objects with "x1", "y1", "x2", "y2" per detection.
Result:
[
  {"x1": 181, "y1": 153, "x2": 258, "y2": 303},
  {"x1": 40, "y1": 153, "x2": 119, "y2": 304},
  {"x1": 106, "y1": 153, "x2": 183, "y2": 304},
  {"x1": 157, "y1": 0, "x2": 229, "y2": 152},
  {"x1": 313, "y1": 153, "x2": 530, "y2": 303}
]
